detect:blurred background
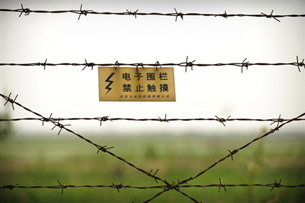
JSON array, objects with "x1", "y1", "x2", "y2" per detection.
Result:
[{"x1": 0, "y1": 0, "x2": 304, "y2": 202}]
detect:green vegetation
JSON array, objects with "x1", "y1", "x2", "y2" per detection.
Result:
[
  {"x1": 0, "y1": 112, "x2": 14, "y2": 140},
  {"x1": 0, "y1": 133, "x2": 304, "y2": 203}
]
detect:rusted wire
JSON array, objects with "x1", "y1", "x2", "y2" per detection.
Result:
[{"x1": 1, "y1": 5, "x2": 305, "y2": 22}]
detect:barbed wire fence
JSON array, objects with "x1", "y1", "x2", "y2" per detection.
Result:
[
  {"x1": 1, "y1": 56, "x2": 305, "y2": 73},
  {"x1": 0, "y1": 92, "x2": 305, "y2": 202},
  {"x1": 2, "y1": 182, "x2": 305, "y2": 193},
  {"x1": 1, "y1": 4, "x2": 305, "y2": 203},
  {"x1": 1, "y1": 115, "x2": 305, "y2": 126},
  {"x1": 1, "y1": 5, "x2": 305, "y2": 21}
]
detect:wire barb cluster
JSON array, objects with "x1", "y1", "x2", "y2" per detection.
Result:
[
  {"x1": 82, "y1": 59, "x2": 94, "y2": 71},
  {"x1": 18, "y1": 4, "x2": 30, "y2": 17},
  {"x1": 240, "y1": 58, "x2": 249, "y2": 73},
  {"x1": 261, "y1": 10, "x2": 280, "y2": 22},
  {"x1": 1, "y1": 92, "x2": 305, "y2": 203},
  {"x1": 1, "y1": 5, "x2": 305, "y2": 21},
  {"x1": 1, "y1": 56, "x2": 305, "y2": 72},
  {"x1": 148, "y1": 169, "x2": 160, "y2": 183},
  {"x1": 3, "y1": 92, "x2": 18, "y2": 110},
  {"x1": 215, "y1": 115, "x2": 231, "y2": 126},
  {"x1": 57, "y1": 180, "x2": 67, "y2": 194},
  {"x1": 218, "y1": 178, "x2": 227, "y2": 192},
  {"x1": 77, "y1": 4, "x2": 92, "y2": 20},
  {"x1": 296, "y1": 56, "x2": 305, "y2": 72},
  {"x1": 228, "y1": 149, "x2": 238, "y2": 161},
  {"x1": 126, "y1": 9, "x2": 139, "y2": 19}
]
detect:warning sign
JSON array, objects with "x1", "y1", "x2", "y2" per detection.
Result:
[{"x1": 98, "y1": 67, "x2": 176, "y2": 101}]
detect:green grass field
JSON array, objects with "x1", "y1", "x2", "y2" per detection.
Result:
[{"x1": 0, "y1": 133, "x2": 305, "y2": 203}]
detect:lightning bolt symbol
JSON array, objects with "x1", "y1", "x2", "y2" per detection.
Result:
[{"x1": 105, "y1": 72, "x2": 115, "y2": 94}]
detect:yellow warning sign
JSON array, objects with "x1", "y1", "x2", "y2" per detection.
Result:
[{"x1": 98, "y1": 67, "x2": 176, "y2": 101}]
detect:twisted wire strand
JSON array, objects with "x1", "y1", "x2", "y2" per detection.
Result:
[
  {"x1": 0, "y1": 57, "x2": 304, "y2": 73},
  {"x1": 0, "y1": 6, "x2": 305, "y2": 22},
  {"x1": 0, "y1": 117, "x2": 304, "y2": 126},
  {"x1": 2, "y1": 182, "x2": 304, "y2": 190}
]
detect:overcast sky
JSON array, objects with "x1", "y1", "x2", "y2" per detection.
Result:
[{"x1": 0, "y1": 0, "x2": 304, "y2": 136}]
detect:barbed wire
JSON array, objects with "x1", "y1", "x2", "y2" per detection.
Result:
[
  {"x1": 0, "y1": 92, "x2": 198, "y2": 202},
  {"x1": 1, "y1": 5, "x2": 305, "y2": 22},
  {"x1": 176, "y1": 112, "x2": 305, "y2": 186},
  {"x1": 147, "y1": 110, "x2": 305, "y2": 201},
  {"x1": 1, "y1": 92, "x2": 304, "y2": 202},
  {"x1": 1, "y1": 4, "x2": 304, "y2": 202},
  {"x1": 2, "y1": 181, "x2": 304, "y2": 192},
  {"x1": 1, "y1": 115, "x2": 305, "y2": 127},
  {"x1": 1, "y1": 56, "x2": 304, "y2": 72}
]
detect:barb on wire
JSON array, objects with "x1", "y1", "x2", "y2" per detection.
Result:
[
  {"x1": 57, "y1": 180, "x2": 67, "y2": 194},
  {"x1": 136, "y1": 62, "x2": 144, "y2": 69},
  {"x1": 98, "y1": 116, "x2": 110, "y2": 126},
  {"x1": 78, "y1": 4, "x2": 92, "y2": 20},
  {"x1": 51, "y1": 119, "x2": 71, "y2": 135},
  {"x1": 218, "y1": 178, "x2": 227, "y2": 192},
  {"x1": 148, "y1": 169, "x2": 160, "y2": 183},
  {"x1": 154, "y1": 61, "x2": 161, "y2": 70},
  {"x1": 114, "y1": 61, "x2": 120, "y2": 70},
  {"x1": 1, "y1": 57, "x2": 305, "y2": 72},
  {"x1": 174, "y1": 8, "x2": 184, "y2": 21},
  {"x1": 1, "y1": 7, "x2": 305, "y2": 21},
  {"x1": 3, "y1": 184, "x2": 19, "y2": 190},
  {"x1": 3, "y1": 92, "x2": 18, "y2": 110},
  {"x1": 228, "y1": 149, "x2": 238, "y2": 161},
  {"x1": 261, "y1": 10, "x2": 280, "y2": 22},
  {"x1": 126, "y1": 9, "x2": 138, "y2": 19},
  {"x1": 158, "y1": 114, "x2": 169, "y2": 123},
  {"x1": 215, "y1": 115, "x2": 231, "y2": 126},
  {"x1": 18, "y1": 4, "x2": 31, "y2": 17},
  {"x1": 96, "y1": 145, "x2": 114, "y2": 154},
  {"x1": 183, "y1": 56, "x2": 196, "y2": 72},
  {"x1": 296, "y1": 56, "x2": 305, "y2": 72},
  {"x1": 112, "y1": 183, "x2": 124, "y2": 192},
  {"x1": 82, "y1": 59, "x2": 94, "y2": 71},
  {"x1": 270, "y1": 179, "x2": 282, "y2": 192},
  {"x1": 270, "y1": 114, "x2": 283, "y2": 127},
  {"x1": 240, "y1": 58, "x2": 249, "y2": 73},
  {"x1": 222, "y1": 11, "x2": 228, "y2": 19},
  {"x1": 41, "y1": 113, "x2": 53, "y2": 126},
  {"x1": 43, "y1": 58, "x2": 48, "y2": 70}
]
